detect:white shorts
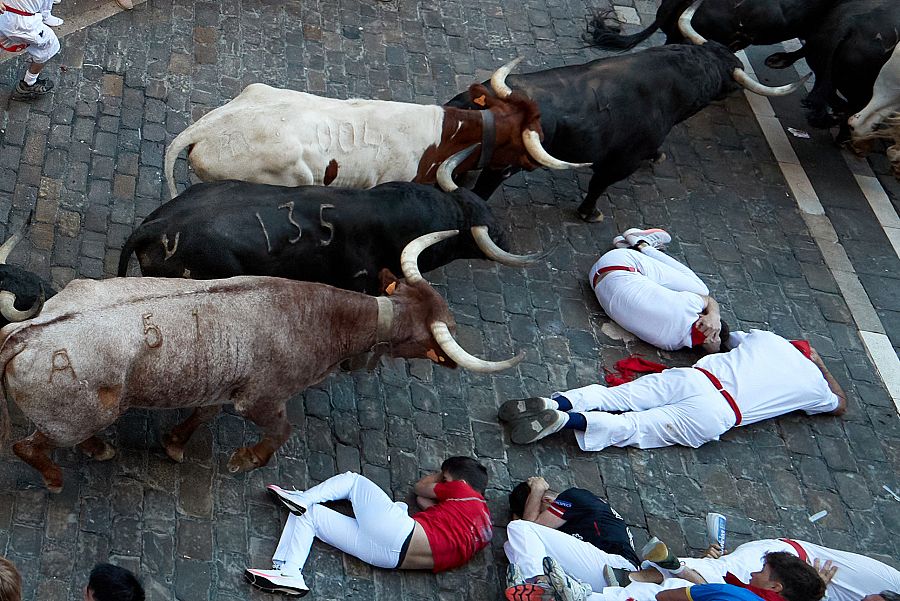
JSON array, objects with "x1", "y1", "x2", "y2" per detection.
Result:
[{"x1": 0, "y1": 13, "x2": 60, "y2": 64}]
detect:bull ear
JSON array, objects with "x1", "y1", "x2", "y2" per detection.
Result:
[
  {"x1": 379, "y1": 269, "x2": 400, "y2": 295},
  {"x1": 467, "y1": 84, "x2": 496, "y2": 106}
]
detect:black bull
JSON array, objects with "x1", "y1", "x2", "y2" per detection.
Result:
[
  {"x1": 445, "y1": 43, "x2": 746, "y2": 222},
  {"x1": 118, "y1": 180, "x2": 544, "y2": 294}
]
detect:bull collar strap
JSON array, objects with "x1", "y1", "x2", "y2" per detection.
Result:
[
  {"x1": 478, "y1": 109, "x2": 495, "y2": 169},
  {"x1": 375, "y1": 296, "x2": 393, "y2": 344}
]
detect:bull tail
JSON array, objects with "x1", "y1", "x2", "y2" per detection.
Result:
[
  {"x1": 164, "y1": 126, "x2": 197, "y2": 199},
  {"x1": 117, "y1": 228, "x2": 139, "y2": 276},
  {"x1": 586, "y1": 11, "x2": 660, "y2": 50}
]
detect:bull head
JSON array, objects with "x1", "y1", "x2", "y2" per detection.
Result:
[
  {"x1": 399, "y1": 230, "x2": 524, "y2": 372},
  {"x1": 678, "y1": 2, "x2": 810, "y2": 97},
  {"x1": 0, "y1": 214, "x2": 45, "y2": 324}
]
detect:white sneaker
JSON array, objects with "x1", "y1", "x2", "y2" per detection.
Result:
[
  {"x1": 267, "y1": 484, "x2": 307, "y2": 516},
  {"x1": 706, "y1": 512, "x2": 727, "y2": 552},
  {"x1": 509, "y1": 409, "x2": 568, "y2": 444},
  {"x1": 53, "y1": 0, "x2": 62, "y2": 4},
  {"x1": 43, "y1": 14, "x2": 64, "y2": 26},
  {"x1": 612, "y1": 234, "x2": 629, "y2": 249},
  {"x1": 245, "y1": 568, "x2": 309, "y2": 596},
  {"x1": 624, "y1": 228, "x2": 671, "y2": 249}
]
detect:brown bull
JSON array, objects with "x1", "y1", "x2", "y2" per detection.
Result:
[{"x1": 0, "y1": 231, "x2": 523, "y2": 492}]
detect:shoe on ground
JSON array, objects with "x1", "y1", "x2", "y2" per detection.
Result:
[
  {"x1": 706, "y1": 512, "x2": 727, "y2": 551},
  {"x1": 641, "y1": 537, "x2": 684, "y2": 573},
  {"x1": 543, "y1": 556, "x2": 592, "y2": 601},
  {"x1": 507, "y1": 563, "x2": 527, "y2": 588},
  {"x1": 505, "y1": 583, "x2": 552, "y2": 601},
  {"x1": 267, "y1": 484, "x2": 307, "y2": 516},
  {"x1": 11, "y1": 78, "x2": 54, "y2": 101},
  {"x1": 244, "y1": 569, "x2": 309, "y2": 596},
  {"x1": 612, "y1": 234, "x2": 629, "y2": 249},
  {"x1": 53, "y1": 0, "x2": 61, "y2": 4},
  {"x1": 43, "y1": 14, "x2": 64, "y2": 26},
  {"x1": 509, "y1": 409, "x2": 568, "y2": 445},
  {"x1": 603, "y1": 564, "x2": 632, "y2": 587},
  {"x1": 117, "y1": 0, "x2": 134, "y2": 9},
  {"x1": 498, "y1": 396, "x2": 555, "y2": 422},
  {"x1": 624, "y1": 228, "x2": 671, "y2": 249}
]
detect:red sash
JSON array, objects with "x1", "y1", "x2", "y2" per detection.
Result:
[
  {"x1": 592, "y1": 265, "x2": 636, "y2": 288},
  {"x1": 693, "y1": 366, "x2": 742, "y2": 426}
]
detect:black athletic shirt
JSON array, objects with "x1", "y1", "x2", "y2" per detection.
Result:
[{"x1": 548, "y1": 488, "x2": 640, "y2": 567}]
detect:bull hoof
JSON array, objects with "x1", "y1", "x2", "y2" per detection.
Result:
[
  {"x1": 577, "y1": 208, "x2": 605, "y2": 223},
  {"x1": 93, "y1": 444, "x2": 117, "y2": 462},
  {"x1": 764, "y1": 52, "x2": 794, "y2": 69},
  {"x1": 162, "y1": 434, "x2": 186, "y2": 463},
  {"x1": 227, "y1": 447, "x2": 261, "y2": 474},
  {"x1": 46, "y1": 483, "x2": 63, "y2": 494}
]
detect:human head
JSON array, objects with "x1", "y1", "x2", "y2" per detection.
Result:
[
  {"x1": 85, "y1": 564, "x2": 144, "y2": 601},
  {"x1": 700, "y1": 319, "x2": 732, "y2": 354},
  {"x1": 508, "y1": 481, "x2": 559, "y2": 519},
  {"x1": 749, "y1": 552, "x2": 825, "y2": 601},
  {"x1": 0, "y1": 557, "x2": 21, "y2": 601},
  {"x1": 440, "y1": 456, "x2": 489, "y2": 495}
]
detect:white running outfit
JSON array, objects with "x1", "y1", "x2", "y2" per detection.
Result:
[
  {"x1": 556, "y1": 330, "x2": 840, "y2": 451},
  {"x1": 681, "y1": 538, "x2": 900, "y2": 601},
  {"x1": 0, "y1": 0, "x2": 60, "y2": 63},
  {"x1": 272, "y1": 472, "x2": 416, "y2": 574},
  {"x1": 504, "y1": 520, "x2": 637, "y2": 591},
  {"x1": 589, "y1": 247, "x2": 708, "y2": 350}
]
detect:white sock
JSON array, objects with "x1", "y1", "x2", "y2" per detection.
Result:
[{"x1": 23, "y1": 71, "x2": 39, "y2": 86}]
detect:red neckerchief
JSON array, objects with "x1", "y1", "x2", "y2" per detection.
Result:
[{"x1": 724, "y1": 572, "x2": 789, "y2": 601}]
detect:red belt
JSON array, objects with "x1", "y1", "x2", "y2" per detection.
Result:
[
  {"x1": 693, "y1": 366, "x2": 742, "y2": 426},
  {"x1": 0, "y1": 41, "x2": 29, "y2": 52},
  {"x1": 3, "y1": 6, "x2": 36, "y2": 15},
  {"x1": 592, "y1": 265, "x2": 636, "y2": 288},
  {"x1": 779, "y1": 538, "x2": 808, "y2": 562}
]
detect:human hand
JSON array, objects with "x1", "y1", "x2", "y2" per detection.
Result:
[
  {"x1": 703, "y1": 543, "x2": 722, "y2": 559},
  {"x1": 695, "y1": 313, "x2": 721, "y2": 339},
  {"x1": 814, "y1": 559, "x2": 837, "y2": 585},
  {"x1": 527, "y1": 476, "x2": 549, "y2": 493}
]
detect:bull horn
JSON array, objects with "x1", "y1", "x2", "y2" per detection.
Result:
[
  {"x1": 0, "y1": 211, "x2": 32, "y2": 264},
  {"x1": 732, "y1": 68, "x2": 810, "y2": 96},
  {"x1": 437, "y1": 144, "x2": 480, "y2": 192},
  {"x1": 490, "y1": 57, "x2": 523, "y2": 99},
  {"x1": 470, "y1": 226, "x2": 552, "y2": 267},
  {"x1": 523, "y1": 130, "x2": 593, "y2": 170},
  {"x1": 0, "y1": 290, "x2": 43, "y2": 322},
  {"x1": 431, "y1": 321, "x2": 524, "y2": 373},
  {"x1": 677, "y1": 2, "x2": 706, "y2": 45},
  {"x1": 401, "y1": 230, "x2": 460, "y2": 284}
]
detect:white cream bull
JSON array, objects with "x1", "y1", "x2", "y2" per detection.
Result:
[
  {"x1": 163, "y1": 62, "x2": 587, "y2": 198},
  {"x1": 849, "y1": 43, "x2": 900, "y2": 178},
  {"x1": 0, "y1": 232, "x2": 523, "y2": 492}
]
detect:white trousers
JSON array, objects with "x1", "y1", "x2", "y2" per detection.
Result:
[
  {"x1": 586, "y1": 578, "x2": 696, "y2": 601},
  {"x1": 504, "y1": 520, "x2": 636, "y2": 592},
  {"x1": 0, "y1": 2, "x2": 60, "y2": 64},
  {"x1": 592, "y1": 247, "x2": 708, "y2": 295},
  {"x1": 272, "y1": 472, "x2": 416, "y2": 574},
  {"x1": 557, "y1": 368, "x2": 736, "y2": 451}
]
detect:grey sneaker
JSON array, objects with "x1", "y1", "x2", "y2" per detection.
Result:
[
  {"x1": 507, "y1": 563, "x2": 526, "y2": 588},
  {"x1": 543, "y1": 556, "x2": 592, "y2": 601},
  {"x1": 603, "y1": 565, "x2": 632, "y2": 587},
  {"x1": 11, "y1": 78, "x2": 54, "y2": 101},
  {"x1": 624, "y1": 228, "x2": 671, "y2": 249},
  {"x1": 499, "y1": 396, "x2": 556, "y2": 422},
  {"x1": 509, "y1": 410, "x2": 568, "y2": 445}
]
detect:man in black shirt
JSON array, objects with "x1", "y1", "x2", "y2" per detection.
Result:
[{"x1": 503, "y1": 477, "x2": 639, "y2": 600}]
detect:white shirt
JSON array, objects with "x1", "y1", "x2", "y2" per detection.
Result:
[
  {"x1": 683, "y1": 539, "x2": 900, "y2": 601},
  {"x1": 693, "y1": 330, "x2": 839, "y2": 424}
]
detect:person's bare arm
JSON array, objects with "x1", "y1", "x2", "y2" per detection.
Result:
[
  {"x1": 414, "y1": 472, "x2": 442, "y2": 500},
  {"x1": 696, "y1": 296, "x2": 722, "y2": 338},
  {"x1": 521, "y1": 477, "x2": 549, "y2": 522},
  {"x1": 808, "y1": 346, "x2": 847, "y2": 416},
  {"x1": 416, "y1": 496, "x2": 438, "y2": 510},
  {"x1": 657, "y1": 588, "x2": 692, "y2": 601}
]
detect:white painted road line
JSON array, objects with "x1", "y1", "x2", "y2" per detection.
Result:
[{"x1": 737, "y1": 51, "x2": 900, "y2": 413}]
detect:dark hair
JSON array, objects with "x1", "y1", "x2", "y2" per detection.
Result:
[
  {"x1": 509, "y1": 481, "x2": 531, "y2": 518},
  {"x1": 88, "y1": 564, "x2": 145, "y2": 601},
  {"x1": 764, "y1": 552, "x2": 825, "y2": 601},
  {"x1": 718, "y1": 319, "x2": 732, "y2": 353},
  {"x1": 0, "y1": 556, "x2": 21, "y2": 601},
  {"x1": 441, "y1": 456, "x2": 488, "y2": 494},
  {"x1": 880, "y1": 592, "x2": 900, "y2": 601}
]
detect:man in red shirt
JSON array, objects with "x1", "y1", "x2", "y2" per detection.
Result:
[{"x1": 245, "y1": 456, "x2": 493, "y2": 596}]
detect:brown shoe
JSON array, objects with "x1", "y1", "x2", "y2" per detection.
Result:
[{"x1": 116, "y1": 0, "x2": 134, "y2": 9}]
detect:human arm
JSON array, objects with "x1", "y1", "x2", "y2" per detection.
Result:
[
  {"x1": 414, "y1": 472, "x2": 442, "y2": 500},
  {"x1": 808, "y1": 346, "x2": 847, "y2": 416},
  {"x1": 521, "y1": 477, "x2": 549, "y2": 522},
  {"x1": 656, "y1": 588, "x2": 692, "y2": 601},
  {"x1": 696, "y1": 296, "x2": 722, "y2": 339}
]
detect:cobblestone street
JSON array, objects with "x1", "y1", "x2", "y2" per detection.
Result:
[{"x1": 0, "y1": 0, "x2": 898, "y2": 600}]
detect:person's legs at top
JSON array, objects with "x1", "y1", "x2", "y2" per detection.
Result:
[
  {"x1": 10, "y1": 20, "x2": 59, "y2": 100},
  {"x1": 635, "y1": 245, "x2": 708, "y2": 296}
]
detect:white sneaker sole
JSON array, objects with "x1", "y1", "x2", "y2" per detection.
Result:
[{"x1": 244, "y1": 570, "x2": 309, "y2": 597}]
